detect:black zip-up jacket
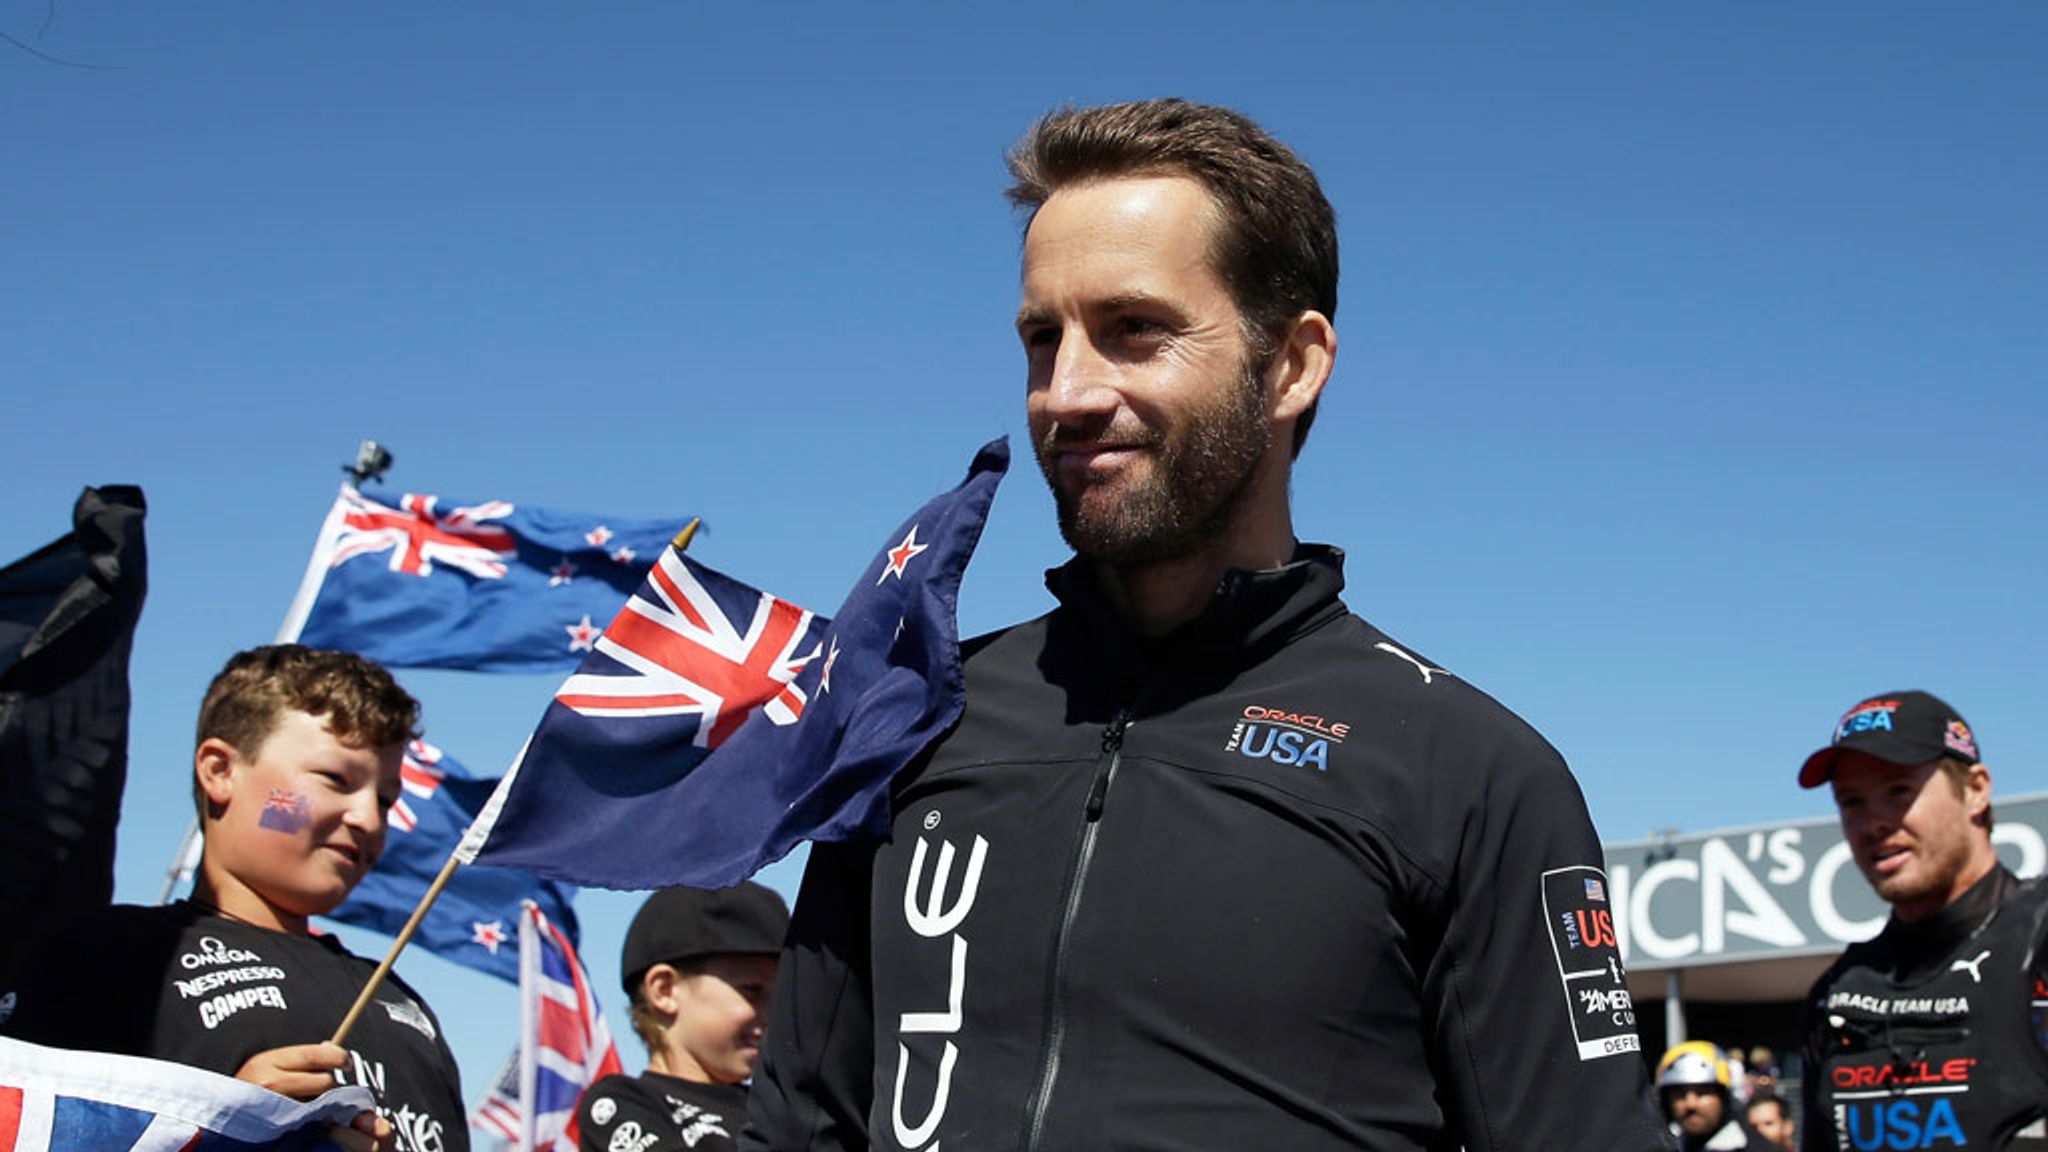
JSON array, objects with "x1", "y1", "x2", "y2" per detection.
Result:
[
  {"x1": 1801, "y1": 866, "x2": 2048, "y2": 1150},
  {"x1": 745, "y1": 546, "x2": 1673, "y2": 1151}
]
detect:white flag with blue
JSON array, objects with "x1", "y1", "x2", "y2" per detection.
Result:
[
  {"x1": 458, "y1": 439, "x2": 1007, "y2": 890},
  {"x1": 0, "y1": 1035, "x2": 373, "y2": 1151},
  {"x1": 281, "y1": 485, "x2": 691, "y2": 672}
]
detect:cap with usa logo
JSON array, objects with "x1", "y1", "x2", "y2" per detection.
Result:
[{"x1": 1798, "y1": 690, "x2": 1980, "y2": 789}]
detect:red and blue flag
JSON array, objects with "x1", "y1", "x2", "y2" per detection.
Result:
[
  {"x1": 281, "y1": 485, "x2": 691, "y2": 673},
  {"x1": 459, "y1": 439, "x2": 1007, "y2": 890},
  {"x1": 468, "y1": 902, "x2": 621, "y2": 1152}
]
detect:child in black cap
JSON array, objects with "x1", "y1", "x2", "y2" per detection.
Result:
[{"x1": 577, "y1": 881, "x2": 789, "y2": 1152}]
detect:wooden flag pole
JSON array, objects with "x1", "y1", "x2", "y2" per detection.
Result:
[{"x1": 329, "y1": 842, "x2": 463, "y2": 1046}]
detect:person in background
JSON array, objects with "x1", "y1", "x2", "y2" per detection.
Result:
[
  {"x1": 580, "y1": 882, "x2": 789, "y2": 1152},
  {"x1": 1797, "y1": 690, "x2": 2048, "y2": 1149},
  {"x1": 0, "y1": 644, "x2": 465, "y2": 1152},
  {"x1": 1745, "y1": 1092, "x2": 1794, "y2": 1150},
  {"x1": 1658, "y1": 1042, "x2": 1777, "y2": 1152}
]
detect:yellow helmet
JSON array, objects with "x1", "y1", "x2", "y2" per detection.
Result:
[{"x1": 1657, "y1": 1041, "x2": 1731, "y2": 1091}]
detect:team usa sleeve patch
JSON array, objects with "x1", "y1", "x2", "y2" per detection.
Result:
[{"x1": 1540, "y1": 865, "x2": 1642, "y2": 1061}]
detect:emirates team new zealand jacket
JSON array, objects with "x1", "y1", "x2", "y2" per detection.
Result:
[{"x1": 744, "y1": 545, "x2": 1674, "y2": 1152}]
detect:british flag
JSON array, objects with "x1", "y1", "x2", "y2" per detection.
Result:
[
  {"x1": 328, "y1": 489, "x2": 517, "y2": 579},
  {"x1": 552, "y1": 547, "x2": 824, "y2": 747},
  {"x1": 0, "y1": 1036, "x2": 373, "y2": 1151},
  {"x1": 283, "y1": 483, "x2": 691, "y2": 673},
  {"x1": 468, "y1": 902, "x2": 622, "y2": 1152},
  {"x1": 460, "y1": 439, "x2": 1009, "y2": 891}
]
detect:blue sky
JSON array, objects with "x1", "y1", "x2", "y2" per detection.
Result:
[{"x1": 6, "y1": 1, "x2": 2045, "y2": 1114}]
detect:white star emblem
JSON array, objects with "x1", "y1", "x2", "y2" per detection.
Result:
[
  {"x1": 549, "y1": 559, "x2": 575, "y2": 587},
  {"x1": 610, "y1": 545, "x2": 637, "y2": 564},
  {"x1": 565, "y1": 614, "x2": 601, "y2": 652},
  {"x1": 877, "y1": 525, "x2": 928, "y2": 584},
  {"x1": 471, "y1": 920, "x2": 507, "y2": 954},
  {"x1": 585, "y1": 525, "x2": 614, "y2": 547}
]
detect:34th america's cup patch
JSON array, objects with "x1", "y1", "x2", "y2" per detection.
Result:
[{"x1": 1541, "y1": 865, "x2": 1641, "y2": 1061}]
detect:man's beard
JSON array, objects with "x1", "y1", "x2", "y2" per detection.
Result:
[{"x1": 1037, "y1": 352, "x2": 1271, "y2": 567}]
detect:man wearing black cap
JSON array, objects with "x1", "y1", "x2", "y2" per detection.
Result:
[
  {"x1": 579, "y1": 882, "x2": 789, "y2": 1152},
  {"x1": 1797, "y1": 691, "x2": 2048, "y2": 1151}
]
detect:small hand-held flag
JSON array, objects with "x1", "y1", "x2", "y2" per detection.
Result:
[
  {"x1": 0, "y1": 1035, "x2": 373, "y2": 1151},
  {"x1": 467, "y1": 901, "x2": 622, "y2": 1152},
  {"x1": 458, "y1": 438, "x2": 1008, "y2": 889}
]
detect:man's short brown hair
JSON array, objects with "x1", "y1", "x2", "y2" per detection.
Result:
[
  {"x1": 192, "y1": 645, "x2": 419, "y2": 816},
  {"x1": 1938, "y1": 756, "x2": 1994, "y2": 832},
  {"x1": 1005, "y1": 98, "x2": 1339, "y2": 456}
]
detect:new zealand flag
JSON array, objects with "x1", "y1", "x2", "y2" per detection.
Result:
[
  {"x1": 460, "y1": 439, "x2": 1007, "y2": 890},
  {"x1": 327, "y1": 738, "x2": 577, "y2": 984},
  {"x1": 281, "y1": 486, "x2": 691, "y2": 672}
]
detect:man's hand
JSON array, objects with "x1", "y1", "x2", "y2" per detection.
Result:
[{"x1": 233, "y1": 1042, "x2": 392, "y2": 1152}]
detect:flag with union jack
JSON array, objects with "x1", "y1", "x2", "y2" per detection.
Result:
[
  {"x1": 326, "y1": 738, "x2": 578, "y2": 985},
  {"x1": 0, "y1": 1035, "x2": 374, "y2": 1151},
  {"x1": 468, "y1": 902, "x2": 622, "y2": 1152},
  {"x1": 458, "y1": 439, "x2": 1007, "y2": 890},
  {"x1": 280, "y1": 485, "x2": 691, "y2": 672}
]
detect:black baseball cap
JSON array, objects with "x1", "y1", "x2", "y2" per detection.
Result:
[
  {"x1": 1798, "y1": 690, "x2": 1981, "y2": 789},
  {"x1": 620, "y1": 881, "x2": 790, "y2": 993}
]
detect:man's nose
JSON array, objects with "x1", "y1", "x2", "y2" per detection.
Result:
[{"x1": 1042, "y1": 334, "x2": 1119, "y2": 419}]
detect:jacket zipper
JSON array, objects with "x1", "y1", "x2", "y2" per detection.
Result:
[{"x1": 1020, "y1": 707, "x2": 1131, "y2": 1152}]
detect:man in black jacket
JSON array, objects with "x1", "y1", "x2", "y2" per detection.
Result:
[
  {"x1": 743, "y1": 98, "x2": 1671, "y2": 1152},
  {"x1": 1798, "y1": 691, "x2": 2048, "y2": 1150}
]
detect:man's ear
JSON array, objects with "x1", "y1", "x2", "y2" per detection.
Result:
[
  {"x1": 1267, "y1": 309, "x2": 1336, "y2": 425},
  {"x1": 195, "y1": 737, "x2": 241, "y2": 816},
  {"x1": 1965, "y1": 762, "x2": 1993, "y2": 826}
]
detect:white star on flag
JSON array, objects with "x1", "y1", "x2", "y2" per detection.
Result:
[
  {"x1": 610, "y1": 545, "x2": 636, "y2": 564},
  {"x1": 585, "y1": 525, "x2": 614, "y2": 547},
  {"x1": 565, "y1": 614, "x2": 601, "y2": 652},
  {"x1": 550, "y1": 559, "x2": 576, "y2": 587},
  {"x1": 877, "y1": 525, "x2": 927, "y2": 584},
  {"x1": 471, "y1": 920, "x2": 507, "y2": 954},
  {"x1": 819, "y1": 637, "x2": 841, "y2": 694}
]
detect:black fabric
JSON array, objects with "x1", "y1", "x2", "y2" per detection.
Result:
[
  {"x1": 746, "y1": 545, "x2": 1674, "y2": 1152},
  {"x1": 0, "y1": 485, "x2": 147, "y2": 991},
  {"x1": 581, "y1": 1071, "x2": 749, "y2": 1152},
  {"x1": 0, "y1": 902, "x2": 467, "y2": 1152},
  {"x1": 1801, "y1": 867, "x2": 2048, "y2": 1150}
]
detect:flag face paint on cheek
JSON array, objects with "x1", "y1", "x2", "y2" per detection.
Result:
[{"x1": 259, "y1": 790, "x2": 312, "y2": 833}]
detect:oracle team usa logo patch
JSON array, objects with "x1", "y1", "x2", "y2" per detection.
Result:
[{"x1": 1541, "y1": 865, "x2": 1642, "y2": 1061}]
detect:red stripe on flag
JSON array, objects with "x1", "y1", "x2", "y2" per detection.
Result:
[
  {"x1": 0, "y1": 1084, "x2": 21, "y2": 1152},
  {"x1": 538, "y1": 995, "x2": 588, "y2": 1063}
]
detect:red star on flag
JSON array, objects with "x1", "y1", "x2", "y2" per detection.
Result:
[
  {"x1": 565, "y1": 614, "x2": 601, "y2": 653},
  {"x1": 585, "y1": 525, "x2": 614, "y2": 548},
  {"x1": 877, "y1": 525, "x2": 927, "y2": 584},
  {"x1": 550, "y1": 559, "x2": 576, "y2": 587},
  {"x1": 471, "y1": 920, "x2": 508, "y2": 954},
  {"x1": 610, "y1": 545, "x2": 636, "y2": 564}
]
